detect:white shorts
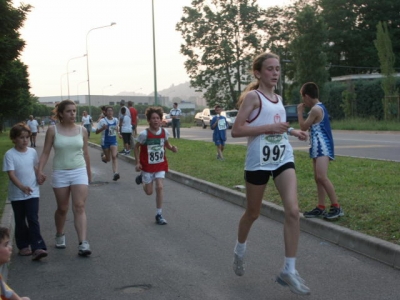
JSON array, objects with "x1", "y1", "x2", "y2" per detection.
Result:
[
  {"x1": 52, "y1": 167, "x2": 88, "y2": 188},
  {"x1": 141, "y1": 171, "x2": 165, "y2": 184}
]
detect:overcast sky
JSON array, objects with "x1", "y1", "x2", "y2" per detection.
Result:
[{"x1": 13, "y1": 0, "x2": 289, "y2": 98}]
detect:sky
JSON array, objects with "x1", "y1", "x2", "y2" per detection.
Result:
[{"x1": 13, "y1": 0, "x2": 289, "y2": 98}]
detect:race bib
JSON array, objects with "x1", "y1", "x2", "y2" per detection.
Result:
[
  {"x1": 147, "y1": 144, "x2": 165, "y2": 164},
  {"x1": 108, "y1": 125, "x2": 117, "y2": 136},
  {"x1": 260, "y1": 134, "x2": 286, "y2": 165},
  {"x1": 218, "y1": 119, "x2": 227, "y2": 130}
]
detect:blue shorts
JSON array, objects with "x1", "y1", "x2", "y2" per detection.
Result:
[
  {"x1": 102, "y1": 140, "x2": 118, "y2": 149},
  {"x1": 214, "y1": 139, "x2": 225, "y2": 146}
]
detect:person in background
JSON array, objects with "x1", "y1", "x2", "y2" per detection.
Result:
[
  {"x1": 96, "y1": 106, "x2": 120, "y2": 181},
  {"x1": 81, "y1": 111, "x2": 93, "y2": 139},
  {"x1": 128, "y1": 101, "x2": 138, "y2": 137},
  {"x1": 169, "y1": 102, "x2": 182, "y2": 138},
  {"x1": 118, "y1": 99, "x2": 131, "y2": 120},
  {"x1": 0, "y1": 227, "x2": 31, "y2": 299},
  {"x1": 118, "y1": 107, "x2": 132, "y2": 155},
  {"x1": 26, "y1": 115, "x2": 38, "y2": 148},
  {"x1": 231, "y1": 52, "x2": 310, "y2": 296},
  {"x1": 297, "y1": 82, "x2": 343, "y2": 220},
  {"x1": 37, "y1": 99, "x2": 92, "y2": 257},
  {"x1": 134, "y1": 107, "x2": 178, "y2": 225},
  {"x1": 3, "y1": 123, "x2": 47, "y2": 261},
  {"x1": 210, "y1": 105, "x2": 228, "y2": 161}
]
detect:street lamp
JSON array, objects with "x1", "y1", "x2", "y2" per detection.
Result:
[
  {"x1": 86, "y1": 22, "x2": 116, "y2": 116},
  {"x1": 60, "y1": 70, "x2": 76, "y2": 101},
  {"x1": 152, "y1": 0, "x2": 158, "y2": 105},
  {"x1": 67, "y1": 54, "x2": 86, "y2": 99}
]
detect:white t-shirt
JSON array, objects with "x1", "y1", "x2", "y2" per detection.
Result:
[
  {"x1": 27, "y1": 119, "x2": 39, "y2": 133},
  {"x1": 120, "y1": 115, "x2": 132, "y2": 133},
  {"x1": 119, "y1": 106, "x2": 131, "y2": 120},
  {"x1": 2, "y1": 148, "x2": 40, "y2": 200},
  {"x1": 82, "y1": 115, "x2": 92, "y2": 125}
]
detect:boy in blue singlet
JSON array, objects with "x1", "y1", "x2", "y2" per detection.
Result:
[{"x1": 297, "y1": 82, "x2": 343, "y2": 220}]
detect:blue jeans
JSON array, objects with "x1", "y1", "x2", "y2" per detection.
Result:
[
  {"x1": 172, "y1": 119, "x2": 180, "y2": 138},
  {"x1": 11, "y1": 198, "x2": 47, "y2": 251},
  {"x1": 84, "y1": 124, "x2": 92, "y2": 138}
]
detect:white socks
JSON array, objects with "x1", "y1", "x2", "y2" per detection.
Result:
[
  {"x1": 283, "y1": 257, "x2": 296, "y2": 274},
  {"x1": 234, "y1": 241, "x2": 247, "y2": 258},
  {"x1": 157, "y1": 208, "x2": 162, "y2": 215}
]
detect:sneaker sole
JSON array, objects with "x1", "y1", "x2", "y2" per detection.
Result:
[
  {"x1": 78, "y1": 250, "x2": 92, "y2": 257},
  {"x1": 32, "y1": 251, "x2": 48, "y2": 261},
  {"x1": 276, "y1": 276, "x2": 311, "y2": 295},
  {"x1": 324, "y1": 213, "x2": 344, "y2": 220}
]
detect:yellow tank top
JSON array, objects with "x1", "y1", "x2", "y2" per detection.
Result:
[{"x1": 53, "y1": 125, "x2": 86, "y2": 170}]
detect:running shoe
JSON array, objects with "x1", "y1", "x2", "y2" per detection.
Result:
[
  {"x1": 32, "y1": 249, "x2": 48, "y2": 261},
  {"x1": 78, "y1": 241, "x2": 92, "y2": 256},
  {"x1": 124, "y1": 150, "x2": 131, "y2": 155},
  {"x1": 303, "y1": 207, "x2": 326, "y2": 218},
  {"x1": 324, "y1": 206, "x2": 344, "y2": 220},
  {"x1": 113, "y1": 173, "x2": 120, "y2": 181},
  {"x1": 155, "y1": 214, "x2": 167, "y2": 225},
  {"x1": 118, "y1": 149, "x2": 127, "y2": 154},
  {"x1": 55, "y1": 234, "x2": 66, "y2": 249},
  {"x1": 233, "y1": 253, "x2": 245, "y2": 276},
  {"x1": 101, "y1": 154, "x2": 107, "y2": 163},
  {"x1": 19, "y1": 247, "x2": 32, "y2": 256},
  {"x1": 276, "y1": 271, "x2": 311, "y2": 295},
  {"x1": 135, "y1": 174, "x2": 142, "y2": 185}
]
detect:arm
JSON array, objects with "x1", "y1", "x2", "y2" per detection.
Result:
[
  {"x1": 231, "y1": 91, "x2": 290, "y2": 138},
  {"x1": 211, "y1": 116, "x2": 218, "y2": 130},
  {"x1": 95, "y1": 120, "x2": 107, "y2": 134},
  {"x1": 133, "y1": 142, "x2": 142, "y2": 172},
  {"x1": 82, "y1": 126, "x2": 92, "y2": 183},
  {"x1": 297, "y1": 104, "x2": 320, "y2": 131},
  {"x1": 10, "y1": 292, "x2": 30, "y2": 300},
  {"x1": 164, "y1": 140, "x2": 178, "y2": 153},
  {"x1": 37, "y1": 126, "x2": 55, "y2": 184},
  {"x1": 7, "y1": 171, "x2": 33, "y2": 195}
]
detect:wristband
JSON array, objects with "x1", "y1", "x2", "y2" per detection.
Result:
[{"x1": 287, "y1": 127, "x2": 294, "y2": 135}]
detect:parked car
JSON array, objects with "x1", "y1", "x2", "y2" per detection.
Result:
[
  {"x1": 284, "y1": 104, "x2": 331, "y2": 123},
  {"x1": 161, "y1": 113, "x2": 172, "y2": 127},
  {"x1": 201, "y1": 108, "x2": 216, "y2": 129},
  {"x1": 221, "y1": 109, "x2": 238, "y2": 129},
  {"x1": 194, "y1": 112, "x2": 203, "y2": 126}
]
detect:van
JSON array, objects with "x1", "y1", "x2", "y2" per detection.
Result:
[{"x1": 201, "y1": 108, "x2": 216, "y2": 129}]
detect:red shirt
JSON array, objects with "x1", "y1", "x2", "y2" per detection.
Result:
[
  {"x1": 139, "y1": 129, "x2": 169, "y2": 173},
  {"x1": 129, "y1": 107, "x2": 138, "y2": 125}
]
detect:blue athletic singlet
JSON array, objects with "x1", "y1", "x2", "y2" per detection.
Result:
[{"x1": 309, "y1": 103, "x2": 334, "y2": 160}]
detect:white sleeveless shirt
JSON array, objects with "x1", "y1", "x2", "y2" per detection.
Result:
[{"x1": 244, "y1": 90, "x2": 294, "y2": 171}]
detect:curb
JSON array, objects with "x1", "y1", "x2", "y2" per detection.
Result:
[{"x1": 92, "y1": 142, "x2": 400, "y2": 269}]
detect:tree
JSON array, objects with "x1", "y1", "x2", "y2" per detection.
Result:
[
  {"x1": 289, "y1": 4, "x2": 328, "y2": 93},
  {"x1": 0, "y1": 0, "x2": 32, "y2": 129},
  {"x1": 176, "y1": 0, "x2": 267, "y2": 109},
  {"x1": 374, "y1": 21, "x2": 398, "y2": 120}
]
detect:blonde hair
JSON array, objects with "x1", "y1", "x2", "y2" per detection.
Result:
[{"x1": 237, "y1": 52, "x2": 280, "y2": 107}]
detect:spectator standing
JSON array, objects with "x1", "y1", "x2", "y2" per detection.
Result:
[
  {"x1": 128, "y1": 101, "x2": 138, "y2": 137},
  {"x1": 26, "y1": 115, "x2": 38, "y2": 147},
  {"x1": 118, "y1": 99, "x2": 131, "y2": 120},
  {"x1": 3, "y1": 123, "x2": 48, "y2": 261},
  {"x1": 297, "y1": 82, "x2": 343, "y2": 220},
  {"x1": 118, "y1": 107, "x2": 132, "y2": 155},
  {"x1": 169, "y1": 102, "x2": 182, "y2": 138}
]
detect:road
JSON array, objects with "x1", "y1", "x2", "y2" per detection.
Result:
[{"x1": 170, "y1": 126, "x2": 400, "y2": 162}]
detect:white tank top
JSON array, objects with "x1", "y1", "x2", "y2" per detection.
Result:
[{"x1": 244, "y1": 90, "x2": 294, "y2": 171}]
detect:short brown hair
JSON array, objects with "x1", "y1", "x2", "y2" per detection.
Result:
[
  {"x1": 10, "y1": 123, "x2": 31, "y2": 140},
  {"x1": 145, "y1": 106, "x2": 163, "y2": 121},
  {"x1": 0, "y1": 227, "x2": 10, "y2": 241}
]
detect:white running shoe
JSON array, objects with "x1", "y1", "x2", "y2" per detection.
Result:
[
  {"x1": 276, "y1": 271, "x2": 310, "y2": 295},
  {"x1": 78, "y1": 241, "x2": 92, "y2": 256},
  {"x1": 233, "y1": 253, "x2": 245, "y2": 276},
  {"x1": 55, "y1": 234, "x2": 66, "y2": 249}
]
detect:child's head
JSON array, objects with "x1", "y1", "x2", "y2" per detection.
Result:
[
  {"x1": 300, "y1": 82, "x2": 319, "y2": 99},
  {"x1": 214, "y1": 105, "x2": 222, "y2": 114},
  {"x1": 121, "y1": 107, "x2": 126, "y2": 115},
  {"x1": 145, "y1": 107, "x2": 163, "y2": 121},
  {"x1": 0, "y1": 227, "x2": 12, "y2": 265},
  {"x1": 9, "y1": 123, "x2": 31, "y2": 144}
]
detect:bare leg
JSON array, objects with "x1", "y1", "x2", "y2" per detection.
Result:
[
  {"x1": 155, "y1": 178, "x2": 164, "y2": 209},
  {"x1": 70, "y1": 184, "x2": 89, "y2": 242},
  {"x1": 53, "y1": 187, "x2": 71, "y2": 235},
  {"x1": 314, "y1": 157, "x2": 338, "y2": 205},
  {"x1": 110, "y1": 145, "x2": 118, "y2": 173}
]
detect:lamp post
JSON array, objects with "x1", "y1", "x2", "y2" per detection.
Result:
[
  {"x1": 60, "y1": 70, "x2": 76, "y2": 101},
  {"x1": 67, "y1": 54, "x2": 86, "y2": 99},
  {"x1": 152, "y1": 0, "x2": 158, "y2": 105},
  {"x1": 86, "y1": 22, "x2": 116, "y2": 116}
]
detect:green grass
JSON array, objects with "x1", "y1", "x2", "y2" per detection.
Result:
[{"x1": 0, "y1": 133, "x2": 14, "y2": 217}]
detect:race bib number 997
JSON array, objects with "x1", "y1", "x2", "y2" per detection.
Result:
[{"x1": 260, "y1": 134, "x2": 286, "y2": 165}]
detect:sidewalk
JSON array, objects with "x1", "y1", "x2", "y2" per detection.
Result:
[{"x1": 2, "y1": 132, "x2": 400, "y2": 299}]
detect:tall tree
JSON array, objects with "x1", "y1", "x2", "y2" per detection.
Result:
[
  {"x1": 176, "y1": 0, "x2": 267, "y2": 109},
  {"x1": 289, "y1": 4, "x2": 328, "y2": 93},
  {"x1": 374, "y1": 21, "x2": 397, "y2": 120},
  {"x1": 0, "y1": 0, "x2": 32, "y2": 128}
]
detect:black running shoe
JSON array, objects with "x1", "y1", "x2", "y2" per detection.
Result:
[
  {"x1": 135, "y1": 175, "x2": 142, "y2": 185},
  {"x1": 324, "y1": 206, "x2": 344, "y2": 220},
  {"x1": 303, "y1": 207, "x2": 326, "y2": 218},
  {"x1": 113, "y1": 173, "x2": 120, "y2": 181},
  {"x1": 155, "y1": 214, "x2": 167, "y2": 225}
]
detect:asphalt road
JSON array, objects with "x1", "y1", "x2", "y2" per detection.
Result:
[
  {"x1": 6, "y1": 133, "x2": 400, "y2": 300},
  {"x1": 175, "y1": 126, "x2": 400, "y2": 162}
]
